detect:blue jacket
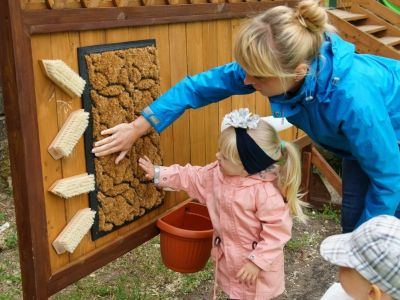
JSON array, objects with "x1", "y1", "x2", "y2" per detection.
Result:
[{"x1": 142, "y1": 34, "x2": 400, "y2": 225}]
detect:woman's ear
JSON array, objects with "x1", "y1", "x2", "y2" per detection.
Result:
[
  {"x1": 368, "y1": 284, "x2": 382, "y2": 300},
  {"x1": 294, "y1": 63, "x2": 308, "y2": 81}
]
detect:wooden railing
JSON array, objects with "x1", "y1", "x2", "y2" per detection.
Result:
[{"x1": 294, "y1": 135, "x2": 342, "y2": 208}]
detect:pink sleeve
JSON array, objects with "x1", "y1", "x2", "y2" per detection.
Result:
[
  {"x1": 157, "y1": 163, "x2": 209, "y2": 204},
  {"x1": 248, "y1": 185, "x2": 293, "y2": 271}
]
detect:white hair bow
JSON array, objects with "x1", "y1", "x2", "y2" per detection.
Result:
[{"x1": 220, "y1": 108, "x2": 260, "y2": 132}]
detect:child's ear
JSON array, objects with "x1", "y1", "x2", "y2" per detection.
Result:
[{"x1": 368, "y1": 284, "x2": 382, "y2": 300}]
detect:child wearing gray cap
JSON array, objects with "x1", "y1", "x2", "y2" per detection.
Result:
[{"x1": 320, "y1": 215, "x2": 400, "y2": 300}]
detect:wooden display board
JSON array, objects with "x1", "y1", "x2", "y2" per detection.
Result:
[{"x1": 0, "y1": 0, "x2": 302, "y2": 298}]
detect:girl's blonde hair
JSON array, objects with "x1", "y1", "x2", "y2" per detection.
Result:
[
  {"x1": 234, "y1": 0, "x2": 336, "y2": 80},
  {"x1": 218, "y1": 121, "x2": 306, "y2": 221}
]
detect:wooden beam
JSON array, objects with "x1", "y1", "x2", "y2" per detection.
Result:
[
  {"x1": 359, "y1": 0, "x2": 400, "y2": 27},
  {"x1": 301, "y1": 148, "x2": 312, "y2": 203},
  {"x1": 0, "y1": 1, "x2": 51, "y2": 298},
  {"x1": 22, "y1": 1, "x2": 299, "y2": 34},
  {"x1": 293, "y1": 134, "x2": 312, "y2": 150},
  {"x1": 311, "y1": 146, "x2": 342, "y2": 196}
]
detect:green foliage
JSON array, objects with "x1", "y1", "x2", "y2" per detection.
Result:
[
  {"x1": 0, "y1": 292, "x2": 18, "y2": 300},
  {"x1": 4, "y1": 227, "x2": 17, "y2": 249},
  {"x1": 319, "y1": 204, "x2": 341, "y2": 223},
  {"x1": 286, "y1": 232, "x2": 320, "y2": 251},
  {"x1": 0, "y1": 267, "x2": 21, "y2": 285},
  {"x1": 178, "y1": 260, "x2": 213, "y2": 294}
]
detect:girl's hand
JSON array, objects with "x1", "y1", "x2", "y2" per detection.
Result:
[
  {"x1": 138, "y1": 156, "x2": 155, "y2": 180},
  {"x1": 236, "y1": 261, "x2": 261, "y2": 286},
  {"x1": 92, "y1": 116, "x2": 152, "y2": 164}
]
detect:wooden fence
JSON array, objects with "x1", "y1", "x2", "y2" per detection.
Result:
[{"x1": 0, "y1": 0, "x2": 309, "y2": 298}]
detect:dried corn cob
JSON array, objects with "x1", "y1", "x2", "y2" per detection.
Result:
[
  {"x1": 52, "y1": 208, "x2": 96, "y2": 254},
  {"x1": 49, "y1": 173, "x2": 95, "y2": 199},
  {"x1": 41, "y1": 59, "x2": 86, "y2": 98},
  {"x1": 48, "y1": 109, "x2": 89, "y2": 160}
]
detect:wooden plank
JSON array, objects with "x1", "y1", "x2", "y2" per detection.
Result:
[
  {"x1": 350, "y1": 5, "x2": 400, "y2": 37},
  {"x1": 112, "y1": 0, "x2": 142, "y2": 6},
  {"x1": 80, "y1": 0, "x2": 116, "y2": 7},
  {"x1": 231, "y1": 18, "x2": 255, "y2": 111},
  {"x1": 50, "y1": 31, "x2": 96, "y2": 263},
  {"x1": 0, "y1": 1, "x2": 50, "y2": 298},
  {"x1": 217, "y1": 19, "x2": 233, "y2": 125},
  {"x1": 328, "y1": 12, "x2": 400, "y2": 59},
  {"x1": 203, "y1": 20, "x2": 220, "y2": 164},
  {"x1": 327, "y1": 9, "x2": 367, "y2": 21},
  {"x1": 21, "y1": 1, "x2": 300, "y2": 34},
  {"x1": 148, "y1": 24, "x2": 176, "y2": 208},
  {"x1": 293, "y1": 134, "x2": 312, "y2": 150},
  {"x1": 32, "y1": 34, "x2": 69, "y2": 273},
  {"x1": 45, "y1": 0, "x2": 82, "y2": 9},
  {"x1": 357, "y1": 24, "x2": 387, "y2": 34},
  {"x1": 142, "y1": 0, "x2": 167, "y2": 4},
  {"x1": 308, "y1": 171, "x2": 334, "y2": 208},
  {"x1": 169, "y1": 23, "x2": 190, "y2": 201},
  {"x1": 187, "y1": 22, "x2": 206, "y2": 166},
  {"x1": 360, "y1": 0, "x2": 400, "y2": 26},
  {"x1": 301, "y1": 148, "x2": 312, "y2": 203},
  {"x1": 311, "y1": 146, "x2": 342, "y2": 196},
  {"x1": 379, "y1": 36, "x2": 400, "y2": 46}
]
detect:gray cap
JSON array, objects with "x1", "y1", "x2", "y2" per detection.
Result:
[{"x1": 320, "y1": 215, "x2": 400, "y2": 299}]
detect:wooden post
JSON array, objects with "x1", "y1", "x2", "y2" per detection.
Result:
[{"x1": 0, "y1": 1, "x2": 51, "y2": 298}]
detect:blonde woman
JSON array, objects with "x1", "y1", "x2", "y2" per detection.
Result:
[
  {"x1": 139, "y1": 108, "x2": 305, "y2": 300},
  {"x1": 93, "y1": 0, "x2": 400, "y2": 233}
]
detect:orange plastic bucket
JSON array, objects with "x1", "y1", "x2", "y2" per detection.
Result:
[{"x1": 156, "y1": 202, "x2": 213, "y2": 273}]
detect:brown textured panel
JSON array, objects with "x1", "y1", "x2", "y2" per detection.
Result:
[{"x1": 83, "y1": 44, "x2": 164, "y2": 236}]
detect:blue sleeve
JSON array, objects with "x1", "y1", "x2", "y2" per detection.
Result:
[
  {"x1": 141, "y1": 62, "x2": 255, "y2": 133},
  {"x1": 339, "y1": 94, "x2": 400, "y2": 225}
]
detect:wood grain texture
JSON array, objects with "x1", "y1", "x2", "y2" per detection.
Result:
[
  {"x1": 5, "y1": 1, "x2": 306, "y2": 294},
  {"x1": 0, "y1": 1, "x2": 51, "y2": 298},
  {"x1": 22, "y1": 1, "x2": 300, "y2": 34}
]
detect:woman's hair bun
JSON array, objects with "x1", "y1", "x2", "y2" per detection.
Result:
[{"x1": 294, "y1": 0, "x2": 329, "y2": 33}]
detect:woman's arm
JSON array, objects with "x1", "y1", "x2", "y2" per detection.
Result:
[
  {"x1": 92, "y1": 62, "x2": 254, "y2": 163},
  {"x1": 142, "y1": 62, "x2": 254, "y2": 133}
]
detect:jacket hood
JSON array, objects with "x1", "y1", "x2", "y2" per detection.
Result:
[{"x1": 269, "y1": 33, "x2": 355, "y2": 118}]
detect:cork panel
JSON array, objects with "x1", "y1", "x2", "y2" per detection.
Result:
[{"x1": 78, "y1": 40, "x2": 164, "y2": 240}]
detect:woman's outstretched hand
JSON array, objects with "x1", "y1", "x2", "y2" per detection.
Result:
[
  {"x1": 138, "y1": 156, "x2": 155, "y2": 180},
  {"x1": 92, "y1": 116, "x2": 152, "y2": 164}
]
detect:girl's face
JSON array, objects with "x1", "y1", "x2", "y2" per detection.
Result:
[
  {"x1": 215, "y1": 152, "x2": 247, "y2": 176},
  {"x1": 244, "y1": 74, "x2": 298, "y2": 97}
]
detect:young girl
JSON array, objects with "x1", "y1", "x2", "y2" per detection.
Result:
[
  {"x1": 93, "y1": 0, "x2": 400, "y2": 233},
  {"x1": 139, "y1": 108, "x2": 305, "y2": 300}
]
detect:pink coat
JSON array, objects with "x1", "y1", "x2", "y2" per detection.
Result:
[{"x1": 158, "y1": 161, "x2": 292, "y2": 300}]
